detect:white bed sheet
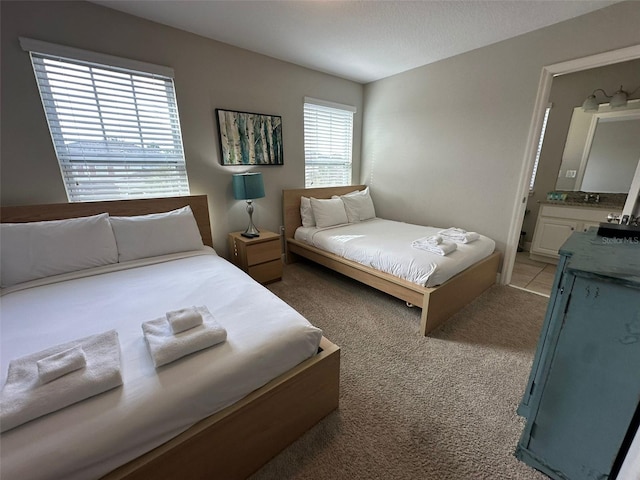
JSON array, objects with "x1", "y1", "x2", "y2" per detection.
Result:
[
  {"x1": 619, "y1": 425, "x2": 640, "y2": 480},
  {"x1": 295, "y1": 218, "x2": 496, "y2": 287},
  {"x1": 0, "y1": 249, "x2": 322, "y2": 480}
]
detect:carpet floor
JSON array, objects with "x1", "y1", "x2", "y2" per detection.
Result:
[{"x1": 251, "y1": 260, "x2": 549, "y2": 480}]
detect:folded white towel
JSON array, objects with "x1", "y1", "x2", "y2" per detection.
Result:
[
  {"x1": 142, "y1": 305, "x2": 227, "y2": 368},
  {"x1": 0, "y1": 330, "x2": 122, "y2": 433},
  {"x1": 412, "y1": 239, "x2": 457, "y2": 256},
  {"x1": 439, "y1": 227, "x2": 480, "y2": 244},
  {"x1": 411, "y1": 235, "x2": 443, "y2": 247},
  {"x1": 166, "y1": 307, "x2": 203, "y2": 334},
  {"x1": 37, "y1": 345, "x2": 87, "y2": 384}
]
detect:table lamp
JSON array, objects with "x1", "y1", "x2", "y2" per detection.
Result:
[{"x1": 232, "y1": 172, "x2": 265, "y2": 238}]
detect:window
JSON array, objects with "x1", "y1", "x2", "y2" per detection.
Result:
[
  {"x1": 22, "y1": 38, "x2": 189, "y2": 202},
  {"x1": 529, "y1": 104, "x2": 552, "y2": 192},
  {"x1": 303, "y1": 97, "x2": 355, "y2": 188}
]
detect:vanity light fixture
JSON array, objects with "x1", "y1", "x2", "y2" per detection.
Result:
[
  {"x1": 232, "y1": 172, "x2": 265, "y2": 238},
  {"x1": 582, "y1": 85, "x2": 638, "y2": 112}
]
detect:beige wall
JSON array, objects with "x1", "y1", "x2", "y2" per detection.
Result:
[
  {"x1": 522, "y1": 59, "x2": 640, "y2": 245},
  {"x1": 361, "y1": 1, "x2": 640, "y2": 261},
  {"x1": 3, "y1": 1, "x2": 640, "y2": 264},
  {"x1": 0, "y1": 1, "x2": 363, "y2": 257}
]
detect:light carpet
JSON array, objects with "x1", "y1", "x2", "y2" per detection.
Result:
[{"x1": 252, "y1": 260, "x2": 549, "y2": 480}]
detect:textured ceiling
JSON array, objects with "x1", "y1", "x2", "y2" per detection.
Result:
[{"x1": 92, "y1": 0, "x2": 619, "y2": 83}]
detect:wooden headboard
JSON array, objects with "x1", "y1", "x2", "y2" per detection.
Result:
[
  {"x1": 0, "y1": 195, "x2": 213, "y2": 247},
  {"x1": 282, "y1": 185, "x2": 366, "y2": 240}
]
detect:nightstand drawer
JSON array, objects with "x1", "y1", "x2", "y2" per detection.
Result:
[
  {"x1": 228, "y1": 230, "x2": 281, "y2": 284},
  {"x1": 248, "y1": 259, "x2": 282, "y2": 284},
  {"x1": 245, "y1": 238, "x2": 280, "y2": 266}
]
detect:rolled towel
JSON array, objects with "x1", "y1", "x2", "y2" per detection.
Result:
[
  {"x1": 166, "y1": 307, "x2": 203, "y2": 334},
  {"x1": 142, "y1": 306, "x2": 227, "y2": 368},
  {"x1": 454, "y1": 232, "x2": 479, "y2": 243},
  {"x1": 37, "y1": 345, "x2": 87, "y2": 384},
  {"x1": 439, "y1": 227, "x2": 480, "y2": 244},
  {"x1": 0, "y1": 330, "x2": 122, "y2": 433},
  {"x1": 412, "y1": 239, "x2": 457, "y2": 256},
  {"x1": 411, "y1": 234, "x2": 443, "y2": 247}
]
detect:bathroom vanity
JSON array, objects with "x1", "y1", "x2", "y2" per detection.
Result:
[
  {"x1": 529, "y1": 202, "x2": 622, "y2": 262},
  {"x1": 527, "y1": 100, "x2": 638, "y2": 263}
]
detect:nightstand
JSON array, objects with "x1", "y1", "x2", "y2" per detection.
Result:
[{"x1": 228, "y1": 230, "x2": 282, "y2": 284}]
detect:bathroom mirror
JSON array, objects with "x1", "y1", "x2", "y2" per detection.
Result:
[{"x1": 556, "y1": 99, "x2": 640, "y2": 193}]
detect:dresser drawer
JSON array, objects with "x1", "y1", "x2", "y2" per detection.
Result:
[
  {"x1": 248, "y1": 259, "x2": 282, "y2": 284},
  {"x1": 246, "y1": 238, "x2": 280, "y2": 266}
]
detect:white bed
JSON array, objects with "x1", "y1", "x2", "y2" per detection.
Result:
[
  {"x1": 284, "y1": 186, "x2": 501, "y2": 336},
  {"x1": 295, "y1": 218, "x2": 496, "y2": 288},
  {"x1": 0, "y1": 249, "x2": 322, "y2": 480},
  {"x1": 0, "y1": 195, "x2": 340, "y2": 480}
]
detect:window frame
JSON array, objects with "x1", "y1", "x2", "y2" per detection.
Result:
[
  {"x1": 303, "y1": 97, "x2": 356, "y2": 188},
  {"x1": 21, "y1": 37, "x2": 190, "y2": 203}
]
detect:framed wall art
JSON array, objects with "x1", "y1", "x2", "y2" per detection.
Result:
[{"x1": 216, "y1": 109, "x2": 283, "y2": 166}]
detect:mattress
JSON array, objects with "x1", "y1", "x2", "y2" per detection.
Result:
[
  {"x1": 295, "y1": 218, "x2": 496, "y2": 287},
  {"x1": 0, "y1": 249, "x2": 322, "y2": 480}
]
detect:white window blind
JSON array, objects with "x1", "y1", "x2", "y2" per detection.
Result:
[
  {"x1": 26, "y1": 45, "x2": 189, "y2": 202},
  {"x1": 304, "y1": 98, "x2": 355, "y2": 188},
  {"x1": 530, "y1": 104, "x2": 552, "y2": 192}
]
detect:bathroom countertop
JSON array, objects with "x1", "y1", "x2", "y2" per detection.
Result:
[
  {"x1": 537, "y1": 191, "x2": 627, "y2": 210},
  {"x1": 538, "y1": 200, "x2": 625, "y2": 209}
]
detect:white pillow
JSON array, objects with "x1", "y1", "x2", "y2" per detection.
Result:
[
  {"x1": 341, "y1": 188, "x2": 376, "y2": 223},
  {"x1": 300, "y1": 196, "x2": 316, "y2": 228},
  {"x1": 342, "y1": 187, "x2": 369, "y2": 197},
  {"x1": 109, "y1": 206, "x2": 204, "y2": 262},
  {"x1": 0, "y1": 213, "x2": 118, "y2": 288},
  {"x1": 331, "y1": 187, "x2": 369, "y2": 201},
  {"x1": 310, "y1": 197, "x2": 348, "y2": 228}
]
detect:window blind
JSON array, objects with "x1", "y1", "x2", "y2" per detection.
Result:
[
  {"x1": 303, "y1": 99, "x2": 355, "y2": 188},
  {"x1": 28, "y1": 51, "x2": 189, "y2": 202},
  {"x1": 530, "y1": 104, "x2": 552, "y2": 192}
]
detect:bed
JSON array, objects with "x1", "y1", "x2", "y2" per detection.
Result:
[
  {"x1": 0, "y1": 195, "x2": 340, "y2": 480},
  {"x1": 283, "y1": 186, "x2": 501, "y2": 336}
]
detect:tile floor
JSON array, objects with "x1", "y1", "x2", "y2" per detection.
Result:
[{"x1": 509, "y1": 251, "x2": 557, "y2": 297}]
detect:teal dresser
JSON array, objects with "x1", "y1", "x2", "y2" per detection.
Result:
[{"x1": 516, "y1": 229, "x2": 640, "y2": 480}]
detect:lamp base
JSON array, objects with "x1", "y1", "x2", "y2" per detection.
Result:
[{"x1": 243, "y1": 200, "x2": 260, "y2": 238}]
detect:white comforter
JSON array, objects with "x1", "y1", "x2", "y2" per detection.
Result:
[
  {"x1": 295, "y1": 218, "x2": 496, "y2": 287},
  {"x1": 0, "y1": 249, "x2": 322, "y2": 480}
]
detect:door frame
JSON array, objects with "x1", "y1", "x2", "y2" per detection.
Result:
[{"x1": 502, "y1": 44, "x2": 640, "y2": 285}]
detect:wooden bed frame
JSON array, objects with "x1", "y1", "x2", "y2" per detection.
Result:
[
  {"x1": 1, "y1": 195, "x2": 340, "y2": 480},
  {"x1": 283, "y1": 186, "x2": 501, "y2": 336}
]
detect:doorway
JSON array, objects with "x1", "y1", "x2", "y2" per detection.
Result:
[
  {"x1": 502, "y1": 44, "x2": 640, "y2": 289},
  {"x1": 510, "y1": 253, "x2": 556, "y2": 296}
]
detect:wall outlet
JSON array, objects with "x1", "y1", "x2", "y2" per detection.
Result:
[{"x1": 566, "y1": 170, "x2": 577, "y2": 178}]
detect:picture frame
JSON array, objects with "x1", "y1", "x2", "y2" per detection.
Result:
[{"x1": 215, "y1": 109, "x2": 283, "y2": 165}]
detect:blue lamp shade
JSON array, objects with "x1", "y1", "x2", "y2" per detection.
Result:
[
  {"x1": 232, "y1": 172, "x2": 265, "y2": 200},
  {"x1": 232, "y1": 172, "x2": 265, "y2": 238}
]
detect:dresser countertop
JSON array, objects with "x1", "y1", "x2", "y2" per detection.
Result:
[{"x1": 560, "y1": 229, "x2": 640, "y2": 285}]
